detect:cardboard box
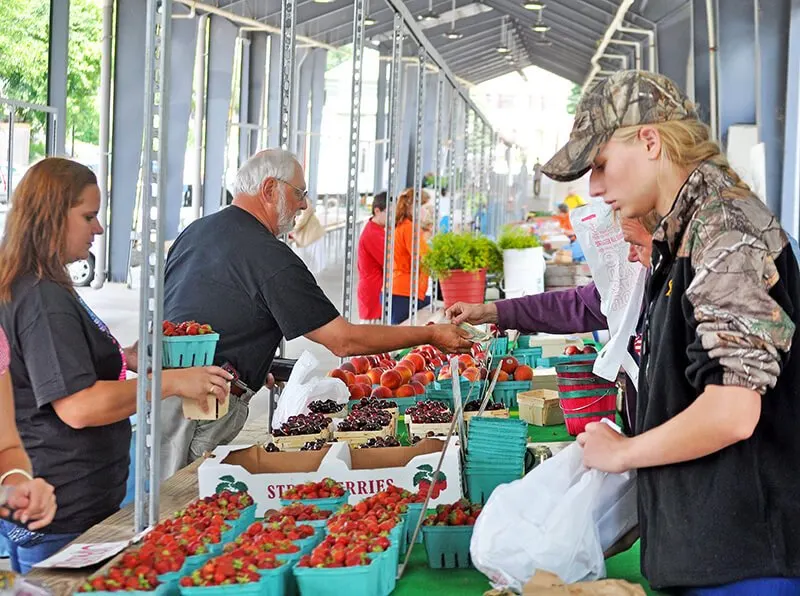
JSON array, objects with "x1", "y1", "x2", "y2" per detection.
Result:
[
  {"x1": 198, "y1": 438, "x2": 462, "y2": 515},
  {"x1": 531, "y1": 367, "x2": 558, "y2": 391},
  {"x1": 183, "y1": 387, "x2": 230, "y2": 421}
]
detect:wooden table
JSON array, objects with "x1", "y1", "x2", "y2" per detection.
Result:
[{"x1": 26, "y1": 460, "x2": 203, "y2": 596}]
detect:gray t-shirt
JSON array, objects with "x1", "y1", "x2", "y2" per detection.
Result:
[
  {"x1": 164, "y1": 206, "x2": 340, "y2": 388},
  {"x1": 0, "y1": 275, "x2": 130, "y2": 534}
]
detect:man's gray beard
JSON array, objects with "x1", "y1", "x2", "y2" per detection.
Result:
[{"x1": 277, "y1": 198, "x2": 296, "y2": 235}]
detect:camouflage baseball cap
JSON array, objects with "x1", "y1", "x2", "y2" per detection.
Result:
[{"x1": 542, "y1": 70, "x2": 698, "y2": 182}]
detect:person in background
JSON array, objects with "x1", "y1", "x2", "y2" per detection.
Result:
[
  {"x1": 0, "y1": 326, "x2": 57, "y2": 538},
  {"x1": 357, "y1": 191, "x2": 387, "y2": 324},
  {"x1": 390, "y1": 188, "x2": 431, "y2": 325},
  {"x1": 159, "y1": 150, "x2": 473, "y2": 478},
  {"x1": 448, "y1": 216, "x2": 652, "y2": 435},
  {"x1": 0, "y1": 158, "x2": 231, "y2": 573},
  {"x1": 563, "y1": 187, "x2": 586, "y2": 210},
  {"x1": 290, "y1": 202, "x2": 326, "y2": 276},
  {"x1": 554, "y1": 203, "x2": 573, "y2": 233},
  {"x1": 546, "y1": 69, "x2": 800, "y2": 595}
]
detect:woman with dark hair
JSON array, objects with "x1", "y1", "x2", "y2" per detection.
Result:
[
  {"x1": 390, "y1": 188, "x2": 431, "y2": 325},
  {"x1": 0, "y1": 157, "x2": 232, "y2": 572}
]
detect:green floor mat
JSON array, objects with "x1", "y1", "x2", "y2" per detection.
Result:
[{"x1": 394, "y1": 540, "x2": 659, "y2": 595}]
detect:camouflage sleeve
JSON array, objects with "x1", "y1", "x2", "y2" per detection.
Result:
[{"x1": 685, "y1": 227, "x2": 795, "y2": 395}]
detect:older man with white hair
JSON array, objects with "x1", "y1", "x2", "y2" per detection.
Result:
[{"x1": 157, "y1": 149, "x2": 472, "y2": 477}]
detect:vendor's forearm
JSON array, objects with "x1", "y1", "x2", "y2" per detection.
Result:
[
  {"x1": 495, "y1": 282, "x2": 607, "y2": 334},
  {"x1": 623, "y1": 385, "x2": 760, "y2": 469},
  {"x1": 338, "y1": 324, "x2": 435, "y2": 357}
]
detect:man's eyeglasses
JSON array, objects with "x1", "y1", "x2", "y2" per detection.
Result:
[{"x1": 275, "y1": 178, "x2": 308, "y2": 201}]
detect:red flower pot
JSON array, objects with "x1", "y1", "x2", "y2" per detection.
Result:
[{"x1": 439, "y1": 269, "x2": 487, "y2": 309}]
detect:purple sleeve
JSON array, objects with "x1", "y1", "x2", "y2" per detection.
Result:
[{"x1": 494, "y1": 282, "x2": 608, "y2": 334}]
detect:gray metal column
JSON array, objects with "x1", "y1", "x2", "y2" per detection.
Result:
[
  {"x1": 278, "y1": 0, "x2": 296, "y2": 151},
  {"x1": 246, "y1": 32, "x2": 269, "y2": 157},
  {"x1": 381, "y1": 14, "x2": 404, "y2": 325},
  {"x1": 430, "y1": 74, "x2": 444, "y2": 311},
  {"x1": 202, "y1": 15, "x2": 238, "y2": 215},
  {"x1": 341, "y1": 0, "x2": 367, "y2": 323},
  {"x1": 462, "y1": 107, "x2": 470, "y2": 231},
  {"x1": 374, "y1": 57, "x2": 388, "y2": 193},
  {"x1": 164, "y1": 7, "x2": 198, "y2": 239},
  {"x1": 238, "y1": 34, "x2": 252, "y2": 163},
  {"x1": 47, "y1": 0, "x2": 69, "y2": 155},
  {"x1": 421, "y1": 71, "x2": 438, "y2": 176},
  {"x1": 191, "y1": 15, "x2": 208, "y2": 221},
  {"x1": 756, "y1": 0, "x2": 791, "y2": 216},
  {"x1": 308, "y1": 49, "x2": 327, "y2": 200},
  {"x1": 109, "y1": 0, "x2": 147, "y2": 282},
  {"x1": 691, "y1": 0, "x2": 713, "y2": 128},
  {"x1": 399, "y1": 64, "x2": 416, "y2": 189},
  {"x1": 135, "y1": 0, "x2": 171, "y2": 532},
  {"x1": 267, "y1": 35, "x2": 282, "y2": 148},
  {"x1": 780, "y1": 0, "x2": 800, "y2": 237},
  {"x1": 448, "y1": 91, "x2": 457, "y2": 230},
  {"x1": 295, "y1": 49, "x2": 314, "y2": 159},
  {"x1": 717, "y1": 0, "x2": 756, "y2": 146},
  {"x1": 409, "y1": 48, "x2": 427, "y2": 325}
]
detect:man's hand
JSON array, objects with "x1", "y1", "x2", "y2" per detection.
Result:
[
  {"x1": 123, "y1": 341, "x2": 139, "y2": 374},
  {"x1": 446, "y1": 302, "x2": 498, "y2": 326},
  {"x1": 428, "y1": 323, "x2": 474, "y2": 354},
  {"x1": 577, "y1": 422, "x2": 632, "y2": 474},
  {"x1": 3, "y1": 478, "x2": 57, "y2": 530}
]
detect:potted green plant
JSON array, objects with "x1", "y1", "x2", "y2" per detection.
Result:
[
  {"x1": 497, "y1": 226, "x2": 545, "y2": 298},
  {"x1": 423, "y1": 233, "x2": 502, "y2": 308}
]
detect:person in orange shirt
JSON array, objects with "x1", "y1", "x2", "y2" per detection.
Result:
[{"x1": 391, "y1": 188, "x2": 430, "y2": 324}]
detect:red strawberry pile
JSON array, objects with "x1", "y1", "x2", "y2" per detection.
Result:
[
  {"x1": 236, "y1": 520, "x2": 316, "y2": 544},
  {"x1": 296, "y1": 534, "x2": 386, "y2": 568},
  {"x1": 178, "y1": 551, "x2": 281, "y2": 588},
  {"x1": 223, "y1": 538, "x2": 301, "y2": 558},
  {"x1": 163, "y1": 320, "x2": 215, "y2": 336},
  {"x1": 264, "y1": 503, "x2": 333, "y2": 524},
  {"x1": 423, "y1": 499, "x2": 482, "y2": 526},
  {"x1": 325, "y1": 489, "x2": 408, "y2": 537},
  {"x1": 77, "y1": 550, "x2": 164, "y2": 593},
  {"x1": 282, "y1": 478, "x2": 346, "y2": 500}
]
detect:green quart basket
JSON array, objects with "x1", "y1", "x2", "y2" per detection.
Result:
[
  {"x1": 421, "y1": 524, "x2": 475, "y2": 569},
  {"x1": 292, "y1": 558, "x2": 381, "y2": 596},
  {"x1": 163, "y1": 334, "x2": 220, "y2": 368}
]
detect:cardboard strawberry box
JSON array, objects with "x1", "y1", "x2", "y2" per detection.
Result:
[
  {"x1": 182, "y1": 386, "x2": 231, "y2": 421},
  {"x1": 197, "y1": 438, "x2": 462, "y2": 515}
]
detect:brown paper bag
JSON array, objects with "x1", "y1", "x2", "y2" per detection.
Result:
[{"x1": 484, "y1": 570, "x2": 646, "y2": 596}]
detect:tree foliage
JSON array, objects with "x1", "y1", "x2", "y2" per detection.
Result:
[
  {"x1": 0, "y1": 0, "x2": 101, "y2": 157},
  {"x1": 566, "y1": 83, "x2": 582, "y2": 115}
]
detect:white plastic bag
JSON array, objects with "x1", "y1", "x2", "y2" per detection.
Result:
[
  {"x1": 270, "y1": 351, "x2": 350, "y2": 430},
  {"x1": 470, "y1": 433, "x2": 637, "y2": 590},
  {"x1": 570, "y1": 202, "x2": 647, "y2": 386}
]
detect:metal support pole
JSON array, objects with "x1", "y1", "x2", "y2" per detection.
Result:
[
  {"x1": 430, "y1": 75, "x2": 444, "y2": 312},
  {"x1": 448, "y1": 92, "x2": 457, "y2": 231},
  {"x1": 92, "y1": 0, "x2": 114, "y2": 288},
  {"x1": 381, "y1": 13, "x2": 404, "y2": 325},
  {"x1": 479, "y1": 120, "x2": 487, "y2": 234},
  {"x1": 409, "y1": 49, "x2": 427, "y2": 326},
  {"x1": 488, "y1": 131, "x2": 496, "y2": 236},
  {"x1": 461, "y1": 105, "x2": 473, "y2": 232},
  {"x1": 278, "y1": 0, "x2": 296, "y2": 151},
  {"x1": 135, "y1": 0, "x2": 171, "y2": 532},
  {"x1": 6, "y1": 110, "x2": 13, "y2": 203},
  {"x1": 192, "y1": 14, "x2": 208, "y2": 222},
  {"x1": 341, "y1": 0, "x2": 366, "y2": 324}
]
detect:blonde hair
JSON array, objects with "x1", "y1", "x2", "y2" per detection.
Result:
[{"x1": 612, "y1": 119, "x2": 751, "y2": 198}]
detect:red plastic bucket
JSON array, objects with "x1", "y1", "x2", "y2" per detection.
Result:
[
  {"x1": 555, "y1": 359, "x2": 618, "y2": 435},
  {"x1": 439, "y1": 269, "x2": 487, "y2": 309}
]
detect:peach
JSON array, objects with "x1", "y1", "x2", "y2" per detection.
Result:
[
  {"x1": 371, "y1": 386, "x2": 393, "y2": 399},
  {"x1": 462, "y1": 367, "x2": 481, "y2": 383},
  {"x1": 327, "y1": 369, "x2": 348, "y2": 383},
  {"x1": 351, "y1": 356, "x2": 370, "y2": 375},
  {"x1": 366, "y1": 369, "x2": 383, "y2": 385},
  {"x1": 354, "y1": 374, "x2": 373, "y2": 386},
  {"x1": 343, "y1": 371, "x2": 356, "y2": 387},
  {"x1": 500, "y1": 356, "x2": 519, "y2": 375},
  {"x1": 514, "y1": 365, "x2": 534, "y2": 381},
  {"x1": 395, "y1": 384, "x2": 416, "y2": 398},
  {"x1": 437, "y1": 368, "x2": 452, "y2": 380},
  {"x1": 424, "y1": 370, "x2": 436, "y2": 384},
  {"x1": 403, "y1": 353, "x2": 426, "y2": 373},
  {"x1": 349, "y1": 384, "x2": 368, "y2": 399},
  {"x1": 412, "y1": 372, "x2": 431, "y2": 386},
  {"x1": 380, "y1": 369, "x2": 403, "y2": 390},
  {"x1": 409, "y1": 381, "x2": 426, "y2": 395},
  {"x1": 564, "y1": 345, "x2": 581, "y2": 356},
  {"x1": 340, "y1": 361, "x2": 356, "y2": 374},
  {"x1": 457, "y1": 354, "x2": 475, "y2": 368},
  {"x1": 396, "y1": 366, "x2": 413, "y2": 384}
]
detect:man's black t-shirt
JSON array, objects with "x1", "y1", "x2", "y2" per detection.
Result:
[
  {"x1": 164, "y1": 206, "x2": 340, "y2": 388},
  {"x1": 0, "y1": 275, "x2": 130, "y2": 534}
]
